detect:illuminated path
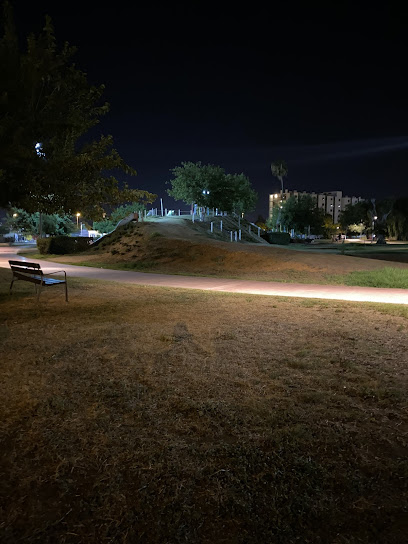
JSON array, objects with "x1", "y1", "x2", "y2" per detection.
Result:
[{"x1": 1, "y1": 247, "x2": 407, "y2": 305}]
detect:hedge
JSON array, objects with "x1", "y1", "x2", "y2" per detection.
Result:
[
  {"x1": 263, "y1": 232, "x2": 291, "y2": 245},
  {"x1": 37, "y1": 236, "x2": 92, "y2": 255}
]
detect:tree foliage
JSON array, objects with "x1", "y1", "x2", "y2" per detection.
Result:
[
  {"x1": 93, "y1": 202, "x2": 146, "y2": 233},
  {"x1": 0, "y1": 2, "x2": 156, "y2": 217},
  {"x1": 278, "y1": 195, "x2": 325, "y2": 234},
  {"x1": 270, "y1": 160, "x2": 288, "y2": 192},
  {"x1": 322, "y1": 214, "x2": 340, "y2": 238},
  {"x1": 5, "y1": 208, "x2": 75, "y2": 236},
  {"x1": 167, "y1": 162, "x2": 257, "y2": 215},
  {"x1": 385, "y1": 197, "x2": 408, "y2": 240},
  {"x1": 255, "y1": 215, "x2": 267, "y2": 231},
  {"x1": 338, "y1": 201, "x2": 371, "y2": 231}
]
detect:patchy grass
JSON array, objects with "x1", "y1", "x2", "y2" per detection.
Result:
[{"x1": 0, "y1": 268, "x2": 407, "y2": 543}]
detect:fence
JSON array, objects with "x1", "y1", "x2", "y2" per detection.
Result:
[{"x1": 146, "y1": 208, "x2": 229, "y2": 219}]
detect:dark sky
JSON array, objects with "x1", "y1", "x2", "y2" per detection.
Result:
[{"x1": 12, "y1": 1, "x2": 408, "y2": 219}]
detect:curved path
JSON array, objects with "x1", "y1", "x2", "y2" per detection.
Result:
[{"x1": 1, "y1": 247, "x2": 407, "y2": 305}]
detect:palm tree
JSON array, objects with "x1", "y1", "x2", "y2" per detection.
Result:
[
  {"x1": 271, "y1": 160, "x2": 288, "y2": 198},
  {"x1": 271, "y1": 160, "x2": 288, "y2": 230}
]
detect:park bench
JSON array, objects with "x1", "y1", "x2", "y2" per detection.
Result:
[{"x1": 9, "y1": 260, "x2": 68, "y2": 302}]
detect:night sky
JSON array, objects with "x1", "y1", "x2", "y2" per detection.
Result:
[{"x1": 12, "y1": 1, "x2": 408, "y2": 219}]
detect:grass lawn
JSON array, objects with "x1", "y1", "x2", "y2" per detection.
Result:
[
  {"x1": 334, "y1": 267, "x2": 408, "y2": 289},
  {"x1": 1, "y1": 268, "x2": 407, "y2": 543}
]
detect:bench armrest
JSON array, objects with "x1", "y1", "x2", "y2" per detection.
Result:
[{"x1": 43, "y1": 270, "x2": 67, "y2": 280}]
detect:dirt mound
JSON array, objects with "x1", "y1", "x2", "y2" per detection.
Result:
[{"x1": 54, "y1": 219, "x2": 408, "y2": 284}]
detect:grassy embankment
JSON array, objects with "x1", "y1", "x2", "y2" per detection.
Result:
[
  {"x1": 1, "y1": 266, "x2": 407, "y2": 543},
  {"x1": 24, "y1": 221, "x2": 408, "y2": 288}
]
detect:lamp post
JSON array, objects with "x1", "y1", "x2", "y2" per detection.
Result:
[
  {"x1": 76, "y1": 213, "x2": 81, "y2": 229},
  {"x1": 202, "y1": 190, "x2": 210, "y2": 220},
  {"x1": 371, "y1": 215, "x2": 377, "y2": 243}
]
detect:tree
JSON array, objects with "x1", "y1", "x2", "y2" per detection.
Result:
[
  {"x1": 270, "y1": 160, "x2": 288, "y2": 229},
  {"x1": 270, "y1": 160, "x2": 288, "y2": 197},
  {"x1": 347, "y1": 223, "x2": 365, "y2": 236},
  {"x1": 227, "y1": 173, "x2": 258, "y2": 217},
  {"x1": 166, "y1": 162, "x2": 224, "y2": 209},
  {"x1": 93, "y1": 202, "x2": 146, "y2": 233},
  {"x1": 323, "y1": 214, "x2": 340, "y2": 238},
  {"x1": 279, "y1": 195, "x2": 325, "y2": 234},
  {"x1": 266, "y1": 205, "x2": 281, "y2": 231},
  {"x1": 167, "y1": 162, "x2": 257, "y2": 215},
  {"x1": 0, "y1": 3, "x2": 156, "y2": 217},
  {"x1": 339, "y1": 201, "x2": 370, "y2": 233},
  {"x1": 255, "y1": 215, "x2": 267, "y2": 231},
  {"x1": 370, "y1": 198, "x2": 394, "y2": 240},
  {"x1": 387, "y1": 197, "x2": 408, "y2": 240},
  {"x1": 5, "y1": 208, "x2": 75, "y2": 236}
]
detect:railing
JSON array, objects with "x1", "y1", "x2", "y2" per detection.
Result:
[
  {"x1": 248, "y1": 222, "x2": 266, "y2": 239},
  {"x1": 144, "y1": 209, "x2": 269, "y2": 244},
  {"x1": 146, "y1": 208, "x2": 229, "y2": 218}
]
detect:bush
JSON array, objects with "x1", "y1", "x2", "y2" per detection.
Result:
[
  {"x1": 263, "y1": 232, "x2": 291, "y2": 245},
  {"x1": 37, "y1": 236, "x2": 92, "y2": 255},
  {"x1": 36, "y1": 238, "x2": 52, "y2": 254}
]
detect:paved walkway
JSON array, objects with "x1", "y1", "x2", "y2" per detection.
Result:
[{"x1": 1, "y1": 247, "x2": 407, "y2": 305}]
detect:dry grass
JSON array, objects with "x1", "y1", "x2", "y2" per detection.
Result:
[
  {"x1": 1, "y1": 268, "x2": 408, "y2": 543},
  {"x1": 37, "y1": 221, "x2": 408, "y2": 285}
]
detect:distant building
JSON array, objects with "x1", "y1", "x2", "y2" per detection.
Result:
[{"x1": 268, "y1": 190, "x2": 365, "y2": 224}]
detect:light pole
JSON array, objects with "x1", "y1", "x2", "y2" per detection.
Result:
[
  {"x1": 76, "y1": 213, "x2": 81, "y2": 229},
  {"x1": 371, "y1": 215, "x2": 377, "y2": 244},
  {"x1": 202, "y1": 190, "x2": 210, "y2": 219}
]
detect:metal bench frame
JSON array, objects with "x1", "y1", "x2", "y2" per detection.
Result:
[{"x1": 9, "y1": 260, "x2": 68, "y2": 302}]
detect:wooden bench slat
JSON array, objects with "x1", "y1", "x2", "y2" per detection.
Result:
[{"x1": 9, "y1": 260, "x2": 41, "y2": 270}]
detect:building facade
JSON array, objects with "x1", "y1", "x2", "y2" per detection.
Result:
[{"x1": 269, "y1": 190, "x2": 365, "y2": 224}]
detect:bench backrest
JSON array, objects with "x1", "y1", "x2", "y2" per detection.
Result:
[{"x1": 9, "y1": 260, "x2": 43, "y2": 281}]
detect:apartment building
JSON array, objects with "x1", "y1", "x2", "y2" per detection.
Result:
[{"x1": 269, "y1": 190, "x2": 364, "y2": 224}]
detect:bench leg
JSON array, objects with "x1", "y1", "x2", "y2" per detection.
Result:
[
  {"x1": 37, "y1": 282, "x2": 42, "y2": 301},
  {"x1": 9, "y1": 279, "x2": 14, "y2": 295}
]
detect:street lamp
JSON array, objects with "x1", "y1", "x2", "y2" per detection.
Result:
[
  {"x1": 76, "y1": 212, "x2": 81, "y2": 228},
  {"x1": 371, "y1": 215, "x2": 377, "y2": 243}
]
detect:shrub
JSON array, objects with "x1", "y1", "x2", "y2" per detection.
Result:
[
  {"x1": 36, "y1": 238, "x2": 52, "y2": 254},
  {"x1": 264, "y1": 232, "x2": 291, "y2": 245}
]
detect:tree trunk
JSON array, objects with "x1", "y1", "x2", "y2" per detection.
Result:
[{"x1": 278, "y1": 176, "x2": 284, "y2": 232}]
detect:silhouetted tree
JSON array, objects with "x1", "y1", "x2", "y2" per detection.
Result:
[
  {"x1": 278, "y1": 195, "x2": 325, "y2": 234},
  {"x1": 167, "y1": 162, "x2": 257, "y2": 215},
  {"x1": 0, "y1": 2, "x2": 155, "y2": 217}
]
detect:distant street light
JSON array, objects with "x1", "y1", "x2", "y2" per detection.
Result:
[
  {"x1": 76, "y1": 212, "x2": 81, "y2": 228},
  {"x1": 371, "y1": 215, "x2": 377, "y2": 244},
  {"x1": 35, "y1": 142, "x2": 45, "y2": 158}
]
